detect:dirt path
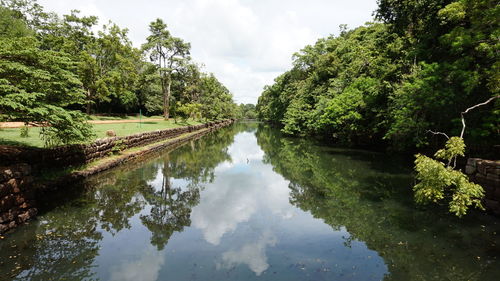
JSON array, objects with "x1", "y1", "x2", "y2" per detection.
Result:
[{"x1": 0, "y1": 119, "x2": 166, "y2": 128}]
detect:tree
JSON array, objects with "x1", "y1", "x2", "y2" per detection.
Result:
[
  {"x1": 200, "y1": 73, "x2": 237, "y2": 120},
  {"x1": 238, "y1": 103, "x2": 257, "y2": 119},
  {"x1": 0, "y1": 35, "x2": 93, "y2": 146},
  {"x1": 136, "y1": 61, "x2": 163, "y2": 114},
  {"x1": 142, "y1": 19, "x2": 190, "y2": 119},
  {"x1": 0, "y1": 5, "x2": 33, "y2": 37},
  {"x1": 413, "y1": 96, "x2": 499, "y2": 216},
  {"x1": 78, "y1": 23, "x2": 140, "y2": 114}
]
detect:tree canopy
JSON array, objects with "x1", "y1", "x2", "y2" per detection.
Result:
[
  {"x1": 0, "y1": 0, "x2": 238, "y2": 146},
  {"x1": 257, "y1": 0, "x2": 499, "y2": 152}
]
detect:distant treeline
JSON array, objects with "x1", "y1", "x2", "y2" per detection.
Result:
[{"x1": 257, "y1": 0, "x2": 499, "y2": 151}]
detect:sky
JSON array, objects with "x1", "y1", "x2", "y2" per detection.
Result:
[{"x1": 38, "y1": 0, "x2": 378, "y2": 104}]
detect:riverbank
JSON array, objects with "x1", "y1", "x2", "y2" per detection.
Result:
[
  {"x1": 0, "y1": 119, "x2": 234, "y2": 234},
  {"x1": 0, "y1": 118, "x2": 203, "y2": 147}
]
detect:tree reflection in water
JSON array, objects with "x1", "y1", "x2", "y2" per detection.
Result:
[
  {"x1": 140, "y1": 167, "x2": 200, "y2": 250},
  {"x1": 1, "y1": 123, "x2": 245, "y2": 280},
  {"x1": 255, "y1": 123, "x2": 500, "y2": 281},
  {"x1": 2, "y1": 122, "x2": 499, "y2": 281}
]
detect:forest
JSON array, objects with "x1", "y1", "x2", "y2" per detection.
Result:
[
  {"x1": 0, "y1": 0, "x2": 240, "y2": 145},
  {"x1": 257, "y1": 0, "x2": 499, "y2": 152}
]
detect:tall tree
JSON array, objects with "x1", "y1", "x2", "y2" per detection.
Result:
[
  {"x1": 78, "y1": 23, "x2": 140, "y2": 114},
  {"x1": 142, "y1": 19, "x2": 190, "y2": 119}
]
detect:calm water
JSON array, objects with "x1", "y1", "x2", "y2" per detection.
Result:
[{"x1": 1, "y1": 122, "x2": 499, "y2": 281}]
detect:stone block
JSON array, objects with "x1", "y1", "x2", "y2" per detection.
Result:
[
  {"x1": 475, "y1": 174, "x2": 499, "y2": 188},
  {"x1": 487, "y1": 173, "x2": 500, "y2": 181},
  {"x1": 0, "y1": 223, "x2": 9, "y2": 233},
  {"x1": 0, "y1": 207, "x2": 19, "y2": 224},
  {"x1": 0, "y1": 183, "x2": 11, "y2": 198},
  {"x1": 14, "y1": 194, "x2": 25, "y2": 205},
  {"x1": 477, "y1": 160, "x2": 500, "y2": 175},
  {"x1": 0, "y1": 168, "x2": 13, "y2": 182},
  {"x1": 465, "y1": 165, "x2": 476, "y2": 175},
  {"x1": 491, "y1": 168, "x2": 500, "y2": 176},
  {"x1": 17, "y1": 208, "x2": 37, "y2": 223},
  {"x1": 7, "y1": 179, "x2": 19, "y2": 193},
  {"x1": 0, "y1": 195, "x2": 15, "y2": 212}
]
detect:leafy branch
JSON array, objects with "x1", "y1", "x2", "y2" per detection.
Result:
[{"x1": 414, "y1": 96, "x2": 499, "y2": 216}]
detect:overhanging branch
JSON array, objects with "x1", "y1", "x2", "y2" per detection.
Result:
[{"x1": 460, "y1": 95, "x2": 499, "y2": 139}]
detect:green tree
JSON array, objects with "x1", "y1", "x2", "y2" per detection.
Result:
[
  {"x1": 200, "y1": 73, "x2": 237, "y2": 120},
  {"x1": 238, "y1": 103, "x2": 257, "y2": 119},
  {"x1": 143, "y1": 18, "x2": 191, "y2": 119},
  {"x1": 79, "y1": 23, "x2": 140, "y2": 114},
  {"x1": 0, "y1": 35, "x2": 93, "y2": 146}
]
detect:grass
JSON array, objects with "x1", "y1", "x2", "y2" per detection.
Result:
[
  {"x1": 87, "y1": 115, "x2": 164, "y2": 121},
  {"x1": 0, "y1": 119, "x2": 202, "y2": 148}
]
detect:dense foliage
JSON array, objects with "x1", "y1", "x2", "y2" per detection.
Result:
[
  {"x1": 414, "y1": 137, "x2": 484, "y2": 216},
  {"x1": 257, "y1": 0, "x2": 499, "y2": 151},
  {"x1": 0, "y1": 0, "x2": 238, "y2": 146},
  {"x1": 237, "y1": 103, "x2": 257, "y2": 119}
]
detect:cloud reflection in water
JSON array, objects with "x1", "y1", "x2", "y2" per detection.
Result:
[{"x1": 190, "y1": 131, "x2": 293, "y2": 274}]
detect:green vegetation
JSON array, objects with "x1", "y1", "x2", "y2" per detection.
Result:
[
  {"x1": 142, "y1": 18, "x2": 191, "y2": 119},
  {"x1": 255, "y1": 123, "x2": 500, "y2": 279},
  {"x1": 256, "y1": 0, "x2": 499, "y2": 151},
  {"x1": 0, "y1": 119, "x2": 201, "y2": 147},
  {"x1": 0, "y1": 0, "x2": 238, "y2": 147},
  {"x1": 414, "y1": 137, "x2": 484, "y2": 217},
  {"x1": 237, "y1": 103, "x2": 257, "y2": 119},
  {"x1": 87, "y1": 115, "x2": 163, "y2": 121},
  {"x1": 256, "y1": 0, "x2": 499, "y2": 215}
]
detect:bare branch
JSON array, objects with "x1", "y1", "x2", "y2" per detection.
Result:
[
  {"x1": 427, "y1": 130, "x2": 449, "y2": 139},
  {"x1": 460, "y1": 95, "x2": 499, "y2": 138}
]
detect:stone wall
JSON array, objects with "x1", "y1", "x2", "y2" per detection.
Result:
[
  {"x1": 466, "y1": 158, "x2": 500, "y2": 216},
  {"x1": 0, "y1": 119, "x2": 234, "y2": 234},
  {"x1": 0, "y1": 164, "x2": 37, "y2": 233},
  {"x1": 0, "y1": 120, "x2": 232, "y2": 172}
]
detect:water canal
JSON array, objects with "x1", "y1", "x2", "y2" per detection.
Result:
[{"x1": 1, "y1": 122, "x2": 499, "y2": 281}]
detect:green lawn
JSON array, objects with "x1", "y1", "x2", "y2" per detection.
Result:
[
  {"x1": 87, "y1": 115, "x2": 164, "y2": 121},
  {"x1": 0, "y1": 119, "x2": 202, "y2": 147}
]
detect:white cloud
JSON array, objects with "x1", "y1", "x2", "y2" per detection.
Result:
[
  {"x1": 190, "y1": 132, "x2": 294, "y2": 245},
  {"x1": 38, "y1": 0, "x2": 378, "y2": 104},
  {"x1": 217, "y1": 231, "x2": 277, "y2": 276},
  {"x1": 109, "y1": 249, "x2": 165, "y2": 281}
]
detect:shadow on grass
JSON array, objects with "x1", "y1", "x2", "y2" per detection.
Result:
[{"x1": 0, "y1": 138, "x2": 32, "y2": 147}]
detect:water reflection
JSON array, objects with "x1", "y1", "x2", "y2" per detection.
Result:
[
  {"x1": 191, "y1": 130, "x2": 293, "y2": 246},
  {"x1": 1, "y1": 122, "x2": 498, "y2": 281},
  {"x1": 1, "y1": 125, "x2": 242, "y2": 280},
  {"x1": 109, "y1": 248, "x2": 165, "y2": 281},
  {"x1": 218, "y1": 231, "x2": 277, "y2": 276},
  {"x1": 256, "y1": 123, "x2": 500, "y2": 281}
]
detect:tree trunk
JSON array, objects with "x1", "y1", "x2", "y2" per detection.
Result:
[
  {"x1": 164, "y1": 77, "x2": 172, "y2": 120},
  {"x1": 86, "y1": 89, "x2": 92, "y2": 115}
]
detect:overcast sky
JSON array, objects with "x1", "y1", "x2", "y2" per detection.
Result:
[{"x1": 38, "y1": 0, "x2": 378, "y2": 104}]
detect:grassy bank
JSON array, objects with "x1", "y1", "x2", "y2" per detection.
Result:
[{"x1": 0, "y1": 119, "x2": 202, "y2": 147}]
